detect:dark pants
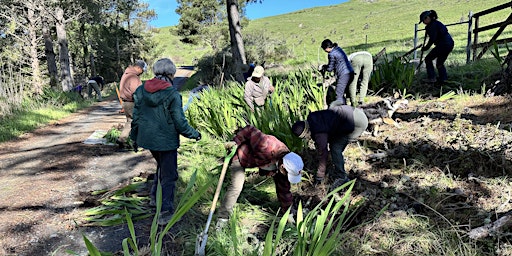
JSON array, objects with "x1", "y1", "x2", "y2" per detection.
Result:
[
  {"x1": 329, "y1": 108, "x2": 368, "y2": 179},
  {"x1": 425, "y1": 44, "x2": 454, "y2": 82},
  {"x1": 334, "y1": 72, "x2": 355, "y2": 105},
  {"x1": 150, "y1": 150, "x2": 178, "y2": 212}
]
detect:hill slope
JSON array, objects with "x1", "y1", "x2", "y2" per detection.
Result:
[{"x1": 152, "y1": 0, "x2": 511, "y2": 65}]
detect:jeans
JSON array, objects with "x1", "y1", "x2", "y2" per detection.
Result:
[
  {"x1": 150, "y1": 150, "x2": 178, "y2": 212},
  {"x1": 334, "y1": 72, "x2": 355, "y2": 105}
]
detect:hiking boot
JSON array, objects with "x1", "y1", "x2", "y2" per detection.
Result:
[
  {"x1": 157, "y1": 211, "x2": 174, "y2": 226},
  {"x1": 329, "y1": 177, "x2": 350, "y2": 193},
  {"x1": 215, "y1": 218, "x2": 229, "y2": 231}
]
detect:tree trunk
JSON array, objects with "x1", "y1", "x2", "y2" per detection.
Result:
[
  {"x1": 26, "y1": 1, "x2": 43, "y2": 95},
  {"x1": 226, "y1": 0, "x2": 246, "y2": 82},
  {"x1": 80, "y1": 23, "x2": 90, "y2": 76},
  {"x1": 43, "y1": 17, "x2": 58, "y2": 89},
  {"x1": 55, "y1": 6, "x2": 74, "y2": 92}
]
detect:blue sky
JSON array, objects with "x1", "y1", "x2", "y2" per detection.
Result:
[{"x1": 144, "y1": 0, "x2": 347, "y2": 28}]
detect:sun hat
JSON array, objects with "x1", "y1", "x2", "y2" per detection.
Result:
[
  {"x1": 251, "y1": 65, "x2": 264, "y2": 78},
  {"x1": 282, "y1": 152, "x2": 304, "y2": 184},
  {"x1": 419, "y1": 11, "x2": 431, "y2": 24}
]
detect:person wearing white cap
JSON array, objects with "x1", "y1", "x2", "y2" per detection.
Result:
[
  {"x1": 243, "y1": 65, "x2": 275, "y2": 111},
  {"x1": 291, "y1": 100, "x2": 368, "y2": 189},
  {"x1": 217, "y1": 125, "x2": 303, "y2": 226}
]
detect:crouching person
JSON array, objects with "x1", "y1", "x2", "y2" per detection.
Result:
[
  {"x1": 217, "y1": 125, "x2": 304, "y2": 228},
  {"x1": 291, "y1": 100, "x2": 368, "y2": 189}
]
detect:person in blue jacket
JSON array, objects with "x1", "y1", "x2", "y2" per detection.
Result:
[
  {"x1": 419, "y1": 10, "x2": 454, "y2": 83},
  {"x1": 320, "y1": 39, "x2": 354, "y2": 105},
  {"x1": 130, "y1": 58, "x2": 201, "y2": 225}
]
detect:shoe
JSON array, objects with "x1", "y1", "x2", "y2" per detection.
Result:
[
  {"x1": 329, "y1": 177, "x2": 350, "y2": 192},
  {"x1": 215, "y1": 218, "x2": 229, "y2": 231},
  {"x1": 157, "y1": 211, "x2": 174, "y2": 226},
  {"x1": 149, "y1": 196, "x2": 156, "y2": 207},
  {"x1": 422, "y1": 78, "x2": 437, "y2": 83}
]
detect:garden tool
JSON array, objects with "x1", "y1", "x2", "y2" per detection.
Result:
[
  {"x1": 416, "y1": 31, "x2": 428, "y2": 74},
  {"x1": 195, "y1": 146, "x2": 237, "y2": 256}
]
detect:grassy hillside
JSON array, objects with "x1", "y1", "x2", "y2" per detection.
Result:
[{"x1": 151, "y1": 0, "x2": 511, "y2": 66}]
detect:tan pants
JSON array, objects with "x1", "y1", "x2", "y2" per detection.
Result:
[
  {"x1": 217, "y1": 159, "x2": 245, "y2": 219},
  {"x1": 119, "y1": 101, "x2": 134, "y2": 143}
]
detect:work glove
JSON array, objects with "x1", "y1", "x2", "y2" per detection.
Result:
[
  {"x1": 421, "y1": 46, "x2": 428, "y2": 52},
  {"x1": 196, "y1": 133, "x2": 202, "y2": 141},
  {"x1": 224, "y1": 141, "x2": 237, "y2": 150}
]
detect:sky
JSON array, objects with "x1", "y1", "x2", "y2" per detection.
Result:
[{"x1": 144, "y1": 0, "x2": 348, "y2": 28}]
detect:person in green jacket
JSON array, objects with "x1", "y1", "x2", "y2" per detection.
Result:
[{"x1": 130, "y1": 58, "x2": 201, "y2": 225}]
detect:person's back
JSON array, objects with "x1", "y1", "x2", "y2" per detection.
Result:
[{"x1": 117, "y1": 60, "x2": 147, "y2": 148}]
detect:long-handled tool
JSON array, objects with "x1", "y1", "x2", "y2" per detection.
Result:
[
  {"x1": 195, "y1": 146, "x2": 237, "y2": 256},
  {"x1": 416, "y1": 31, "x2": 428, "y2": 74}
]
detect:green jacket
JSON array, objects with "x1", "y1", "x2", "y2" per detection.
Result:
[{"x1": 130, "y1": 78, "x2": 200, "y2": 151}]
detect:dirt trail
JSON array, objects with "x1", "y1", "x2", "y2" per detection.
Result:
[{"x1": 0, "y1": 68, "x2": 194, "y2": 255}]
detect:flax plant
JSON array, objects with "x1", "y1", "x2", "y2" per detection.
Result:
[{"x1": 262, "y1": 180, "x2": 364, "y2": 256}]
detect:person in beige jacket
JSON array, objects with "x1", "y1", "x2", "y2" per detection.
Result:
[
  {"x1": 117, "y1": 60, "x2": 147, "y2": 148},
  {"x1": 243, "y1": 65, "x2": 275, "y2": 111}
]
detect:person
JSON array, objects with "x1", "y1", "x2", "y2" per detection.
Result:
[
  {"x1": 347, "y1": 51, "x2": 373, "y2": 106},
  {"x1": 87, "y1": 76, "x2": 104, "y2": 101},
  {"x1": 117, "y1": 60, "x2": 147, "y2": 148},
  {"x1": 419, "y1": 10, "x2": 454, "y2": 83},
  {"x1": 129, "y1": 58, "x2": 201, "y2": 225},
  {"x1": 182, "y1": 84, "x2": 209, "y2": 112},
  {"x1": 244, "y1": 65, "x2": 275, "y2": 111},
  {"x1": 320, "y1": 39, "x2": 354, "y2": 105},
  {"x1": 217, "y1": 125, "x2": 304, "y2": 226},
  {"x1": 291, "y1": 100, "x2": 368, "y2": 189},
  {"x1": 242, "y1": 63, "x2": 255, "y2": 81}
]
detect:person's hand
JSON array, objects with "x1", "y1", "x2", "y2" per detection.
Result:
[
  {"x1": 421, "y1": 46, "x2": 428, "y2": 52},
  {"x1": 196, "y1": 133, "x2": 202, "y2": 141},
  {"x1": 132, "y1": 142, "x2": 138, "y2": 152},
  {"x1": 224, "y1": 141, "x2": 237, "y2": 150}
]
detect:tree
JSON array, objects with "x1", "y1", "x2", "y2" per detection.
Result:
[{"x1": 226, "y1": 0, "x2": 246, "y2": 82}]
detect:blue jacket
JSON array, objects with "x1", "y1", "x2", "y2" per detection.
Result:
[
  {"x1": 424, "y1": 20, "x2": 454, "y2": 50},
  {"x1": 130, "y1": 78, "x2": 200, "y2": 151},
  {"x1": 326, "y1": 46, "x2": 354, "y2": 77}
]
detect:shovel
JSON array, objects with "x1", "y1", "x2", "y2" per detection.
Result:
[{"x1": 195, "y1": 146, "x2": 237, "y2": 256}]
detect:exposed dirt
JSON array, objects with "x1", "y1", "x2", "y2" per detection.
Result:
[
  {"x1": 1, "y1": 71, "x2": 512, "y2": 255},
  {"x1": 0, "y1": 68, "x2": 194, "y2": 256}
]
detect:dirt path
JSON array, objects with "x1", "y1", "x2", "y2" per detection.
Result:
[{"x1": 0, "y1": 68, "x2": 194, "y2": 255}]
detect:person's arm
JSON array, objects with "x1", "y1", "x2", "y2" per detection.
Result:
[
  {"x1": 169, "y1": 91, "x2": 201, "y2": 140},
  {"x1": 423, "y1": 23, "x2": 439, "y2": 51},
  {"x1": 244, "y1": 82, "x2": 255, "y2": 110},
  {"x1": 325, "y1": 52, "x2": 336, "y2": 72},
  {"x1": 265, "y1": 77, "x2": 275, "y2": 94}
]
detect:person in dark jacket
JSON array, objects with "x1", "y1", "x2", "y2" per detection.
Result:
[
  {"x1": 130, "y1": 58, "x2": 201, "y2": 225},
  {"x1": 419, "y1": 10, "x2": 454, "y2": 83},
  {"x1": 87, "y1": 76, "x2": 104, "y2": 101},
  {"x1": 320, "y1": 39, "x2": 355, "y2": 105},
  {"x1": 217, "y1": 125, "x2": 304, "y2": 228},
  {"x1": 291, "y1": 100, "x2": 368, "y2": 189}
]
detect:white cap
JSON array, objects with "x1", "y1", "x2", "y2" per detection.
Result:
[
  {"x1": 252, "y1": 65, "x2": 264, "y2": 78},
  {"x1": 282, "y1": 152, "x2": 304, "y2": 184}
]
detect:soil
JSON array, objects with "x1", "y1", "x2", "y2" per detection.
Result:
[{"x1": 1, "y1": 68, "x2": 512, "y2": 255}]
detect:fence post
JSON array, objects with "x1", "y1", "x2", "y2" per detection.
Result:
[
  {"x1": 467, "y1": 11, "x2": 473, "y2": 64},
  {"x1": 472, "y1": 15, "x2": 480, "y2": 61},
  {"x1": 413, "y1": 23, "x2": 419, "y2": 59}
]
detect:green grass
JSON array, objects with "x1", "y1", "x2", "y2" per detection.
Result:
[{"x1": 152, "y1": 0, "x2": 512, "y2": 67}]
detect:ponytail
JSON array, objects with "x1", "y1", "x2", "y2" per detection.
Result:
[{"x1": 429, "y1": 10, "x2": 438, "y2": 20}]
